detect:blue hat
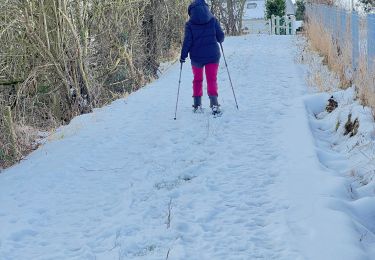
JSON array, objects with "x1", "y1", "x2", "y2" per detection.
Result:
[{"x1": 188, "y1": 0, "x2": 208, "y2": 16}]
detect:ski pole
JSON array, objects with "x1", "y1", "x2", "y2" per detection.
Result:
[
  {"x1": 174, "y1": 62, "x2": 183, "y2": 120},
  {"x1": 220, "y1": 43, "x2": 239, "y2": 110}
]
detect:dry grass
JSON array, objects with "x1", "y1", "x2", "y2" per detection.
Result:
[
  {"x1": 356, "y1": 59, "x2": 375, "y2": 111},
  {"x1": 306, "y1": 6, "x2": 375, "y2": 114},
  {"x1": 307, "y1": 69, "x2": 334, "y2": 92},
  {"x1": 305, "y1": 19, "x2": 352, "y2": 90},
  {"x1": 0, "y1": 108, "x2": 42, "y2": 168}
]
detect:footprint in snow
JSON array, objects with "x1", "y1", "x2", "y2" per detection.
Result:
[
  {"x1": 154, "y1": 175, "x2": 196, "y2": 191},
  {"x1": 9, "y1": 229, "x2": 38, "y2": 242}
]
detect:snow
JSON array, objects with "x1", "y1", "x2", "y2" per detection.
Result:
[
  {"x1": 1, "y1": 34, "x2": 375, "y2": 259},
  {"x1": 242, "y1": 19, "x2": 270, "y2": 34},
  {"x1": 303, "y1": 87, "x2": 375, "y2": 258}
]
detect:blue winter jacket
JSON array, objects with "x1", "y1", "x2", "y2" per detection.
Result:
[{"x1": 181, "y1": 0, "x2": 225, "y2": 67}]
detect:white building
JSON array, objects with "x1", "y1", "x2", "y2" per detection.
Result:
[
  {"x1": 285, "y1": 0, "x2": 296, "y2": 16},
  {"x1": 242, "y1": 0, "x2": 268, "y2": 33},
  {"x1": 243, "y1": 0, "x2": 295, "y2": 19},
  {"x1": 243, "y1": 0, "x2": 266, "y2": 20},
  {"x1": 242, "y1": 0, "x2": 296, "y2": 33}
]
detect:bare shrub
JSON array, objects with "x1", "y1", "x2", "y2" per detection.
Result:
[
  {"x1": 0, "y1": 0, "x2": 190, "y2": 168},
  {"x1": 208, "y1": 0, "x2": 247, "y2": 35}
]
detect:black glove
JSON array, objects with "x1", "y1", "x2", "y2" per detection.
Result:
[{"x1": 180, "y1": 58, "x2": 186, "y2": 63}]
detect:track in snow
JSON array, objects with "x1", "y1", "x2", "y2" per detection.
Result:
[{"x1": 1, "y1": 35, "x2": 365, "y2": 260}]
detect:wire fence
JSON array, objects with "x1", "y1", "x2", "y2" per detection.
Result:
[
  {"x1": 306, "y1": 4, "x2": 375, "y2": 74},
  {"x1": 352, "y1": 12, "x2": 359, "y2": 70},
  {"x1": 368, "y1": 14, "x2": 375, "y2": 70}
]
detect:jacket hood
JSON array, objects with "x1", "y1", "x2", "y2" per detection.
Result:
[{"x1": 188, "y1": 0, "x2": 214, "y2": 24}]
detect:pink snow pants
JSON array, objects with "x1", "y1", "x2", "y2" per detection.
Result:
[{"x1": 192, "y1": 63, "x2": 219, "y2": 97}]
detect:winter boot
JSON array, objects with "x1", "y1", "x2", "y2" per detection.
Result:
[
  {"x1": 192, "y1": 96, "x2": 202, "y2": 113},
  {"x1": 209, "y1": 96, "x2": 221, "y2": 115},
  {"x1": 209, "y1": 96, "x2": 219, "y2": 107}
]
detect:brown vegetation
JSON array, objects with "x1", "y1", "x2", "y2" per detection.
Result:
[
  {"x1": 305, "y1": 18, "x2": 352, "y2": 90},
  {"x1": 305, "y1": 4, "x2": 375, "y2": 113},
  {"x1": 344, "y1": 113, "x2": 360, "y2": 137},
  {"x1": 326, "y1": 96, "x2": 338, "y2": 113},
  {"x1": 0, "y1": 0, "x2": 190, "y2": 168},
  {"x1": 356, "y1": 57, "x2": 375, "y2": 111},
  {"x1": 209, "y1": 0, "x2": 247, "y2": 35}
]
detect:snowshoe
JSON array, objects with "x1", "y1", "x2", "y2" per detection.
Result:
[
  {"x1": 209, "y1": 96, "x2": 222, "y2": 117},
  {"x1": 192, "y1": 96, "x2": 203, "y2": 113},
  {"x1": 193, "y1": 105, "x2": 204, "y2": 113},
  {"x1": 211, "y1": 105, "x2": 222, "y2": 117}
]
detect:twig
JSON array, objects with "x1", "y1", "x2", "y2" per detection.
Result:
[
  {"x1": 166, "y1": 198, "x2": 172, "y2": 229},
  {"x1": 80, "y1": 166, "x2": 125, "y2": 172},
  {"x1": 165, "y1": 248, "x2": 171, "y2": 260}
]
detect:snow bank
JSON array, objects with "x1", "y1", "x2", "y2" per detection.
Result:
[{"x1": 298, "y1": 38, "x2": 375, "y2": 258}]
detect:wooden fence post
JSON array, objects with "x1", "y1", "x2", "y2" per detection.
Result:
[
  {"x1": 286, "y1": 16, "x2": 291, "y2": 35},
  {"x1": 291, "y1": 15, "x2": 296, "y2": 35},
  {"x1": 276, "y1": 16, "x2": 280, "y2": 35}
]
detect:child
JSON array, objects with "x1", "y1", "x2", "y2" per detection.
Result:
[{"x1": 180, "y1": 0, "x2": 225, "y2": 115}]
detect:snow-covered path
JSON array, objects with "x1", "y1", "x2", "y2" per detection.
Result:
[{"x1": 0, "y1": 35, "x2": 369, "y2": 259}]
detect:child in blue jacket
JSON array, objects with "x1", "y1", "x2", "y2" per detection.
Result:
[{"x1": 180, "y1": 0, "x2": 225, "y2": 114}]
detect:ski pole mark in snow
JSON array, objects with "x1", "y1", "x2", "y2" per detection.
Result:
[{"x1": 0, "y1": 35, "x2": 371, "y2": 259}]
